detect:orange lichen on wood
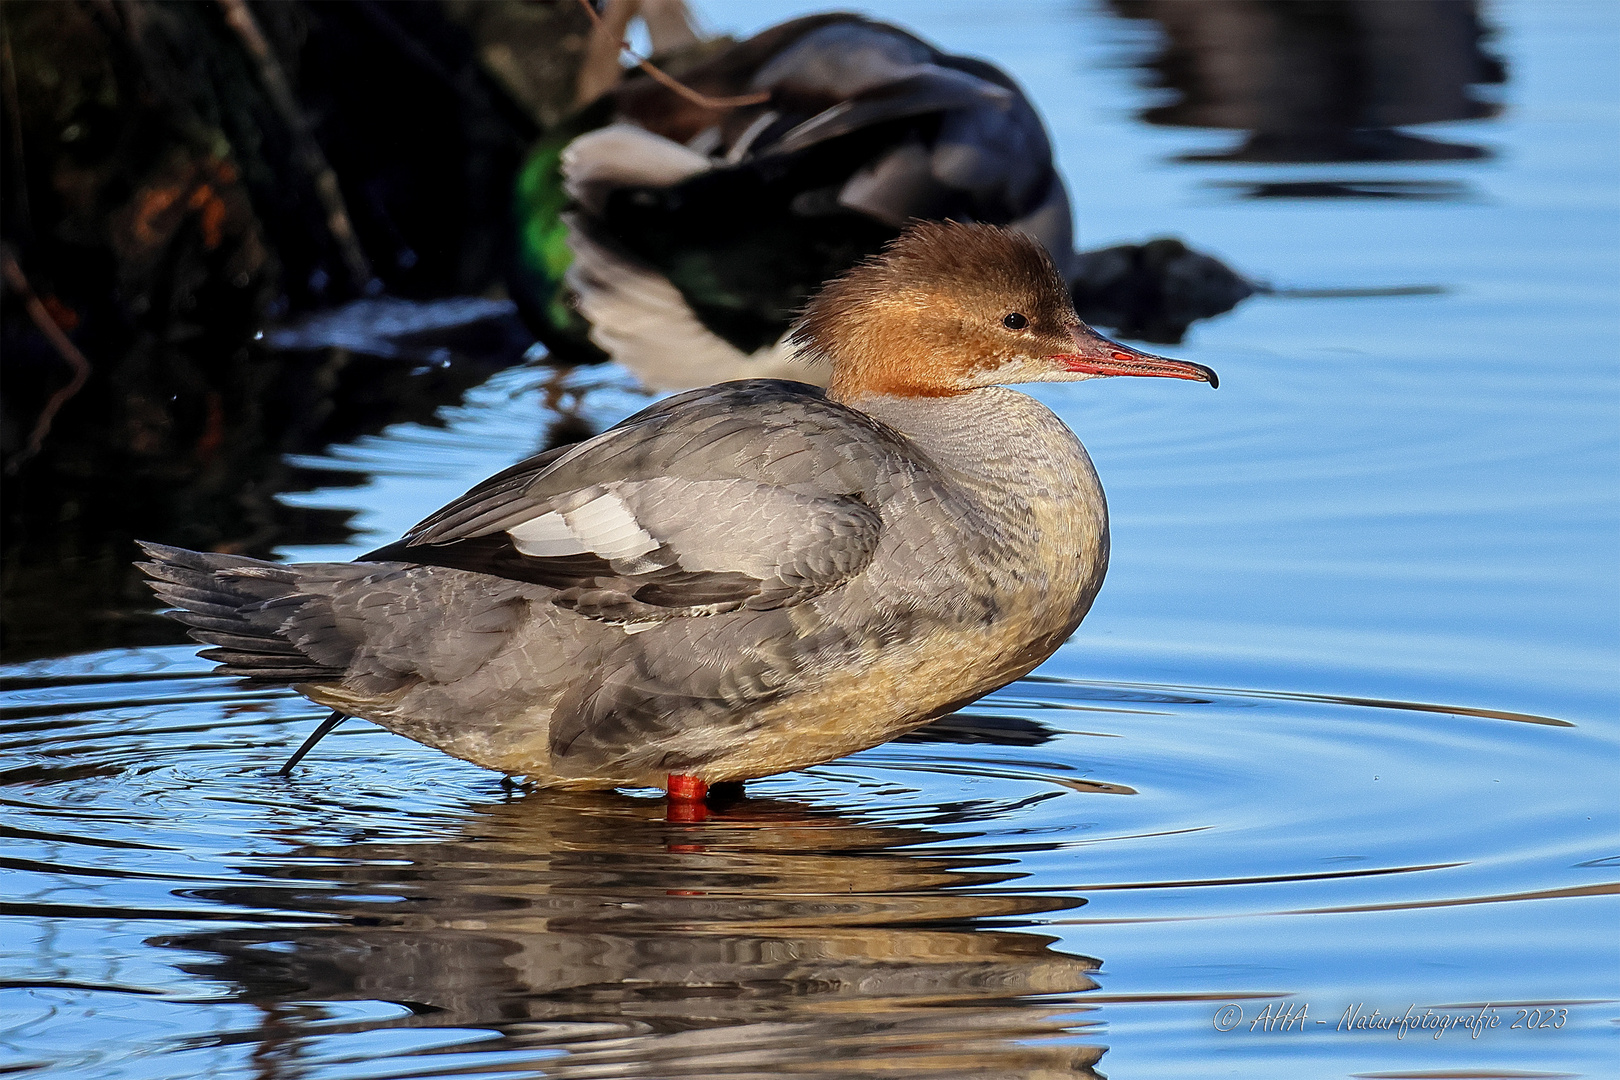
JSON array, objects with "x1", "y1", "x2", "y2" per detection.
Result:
[{"x1": 186, "y1": 184, "x2": 227, "y2": 249}]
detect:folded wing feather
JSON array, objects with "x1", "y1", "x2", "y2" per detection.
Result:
[{"x1": 363, "y1": 381, "x2": 900, "y2": 623}]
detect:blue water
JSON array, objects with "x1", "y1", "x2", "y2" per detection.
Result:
[{"x1": 3, "y1": 1, "x2": 1617, "y2": 1077}]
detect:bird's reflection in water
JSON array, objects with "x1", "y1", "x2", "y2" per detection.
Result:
[
  {"x1": 160, "y1": 792, "x2": 1105, "y2": 1078},
  {"x1": 1112, "y1": 0, "x2": 1505, "y2": 168}
]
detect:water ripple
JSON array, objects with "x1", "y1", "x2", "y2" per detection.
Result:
[{"x1": 1, "y1": 650, "x2": 1612, "y2": 1078}]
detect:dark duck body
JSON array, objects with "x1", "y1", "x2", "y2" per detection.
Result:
[
  {"x1": 142, "y1": 224, "x2": 1215, "y2": 793},
  {"x1": 515, "y1": 14, "x2": 1251, "y2": 386}
]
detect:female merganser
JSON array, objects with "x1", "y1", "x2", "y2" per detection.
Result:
[
  {"x1": 141, "y1": 223, "x2": 1215, "y2": 806},
  {"x1": 515, "y1": 13, "x2": 1252, "y2": 385}
]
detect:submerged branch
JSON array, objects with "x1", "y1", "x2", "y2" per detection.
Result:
[{"x1": 2, "y1": 250, "x2": 93, "y2": 473}]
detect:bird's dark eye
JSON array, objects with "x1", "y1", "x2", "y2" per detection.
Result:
[{"x1": 1002, "y1": 312, "x2": 1028, "y2": 330}]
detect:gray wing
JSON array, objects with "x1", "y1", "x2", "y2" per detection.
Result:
[{"x1": 364, "y1": 380, "x2": 905, "y2": 624}]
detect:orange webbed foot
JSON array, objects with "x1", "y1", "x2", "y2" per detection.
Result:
[{"x1": 666, "y1": 773, "x2": 708, "y2": 822}]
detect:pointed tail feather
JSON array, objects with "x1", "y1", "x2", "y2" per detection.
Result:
[{"x1": 137, "y1": 541, "x2": 350, "y2": 683}]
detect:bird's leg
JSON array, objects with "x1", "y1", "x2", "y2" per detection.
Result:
[
  {"x1": 707, "y1": 780, "x2": 746, "y2": 806},
  {"x1": 666, "y1": 773, "x2": 708, "y2": 823},
  {"x1": 278, "y1": 711, "x2": 348, "y2": 776},
  {"x1": 499, "y1": 775, "x2": 533, "y2": 798},
  {"x1": 667, "y1": 774, "x2": 708, "y2": 800}
]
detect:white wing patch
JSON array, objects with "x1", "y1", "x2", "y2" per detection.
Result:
[
  {"x1": 565, "y1": 491, "x2": 659, "y2": 560},
  {"x1": 506, "y1": 491, "x2": 658, "y2": 561}
]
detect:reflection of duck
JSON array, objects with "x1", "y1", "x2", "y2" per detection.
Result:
[
  {"x1": 141, "y1": 224, "x2": 1214, "y2": 801},
  {"x1": 1111, "y1": 0, "x2": 1505, "y2": 164},
  {"x1": 514, "y1": 12, "x2": 1253, "y2": 386},
  {"x1": 157, "y1": 791, "x2": 1103, "y2": 1078}
]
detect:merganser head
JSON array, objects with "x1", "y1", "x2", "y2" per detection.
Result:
[{"x1": 793, "y1": 221, "x2": 1218, "y2": 400}]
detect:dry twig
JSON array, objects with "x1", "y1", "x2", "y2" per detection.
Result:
[
  {"x1": 216, "y1": 0, "x2": 373, "y2": 293},
  {"x1": 2, "y1": 250, "x2": 93, "y2": 473},
  {"x1": 575, "y1": 0, "x2": 768, "y2": 110}
]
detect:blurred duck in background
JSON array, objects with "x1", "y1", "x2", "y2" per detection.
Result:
[{"x1": 513, "y1": 3, "x2": 1256, "y2": 388}]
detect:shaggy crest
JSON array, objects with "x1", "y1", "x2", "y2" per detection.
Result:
[{"x1": 791, "y1": 222, "x2": 1079, "y2": 399}]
